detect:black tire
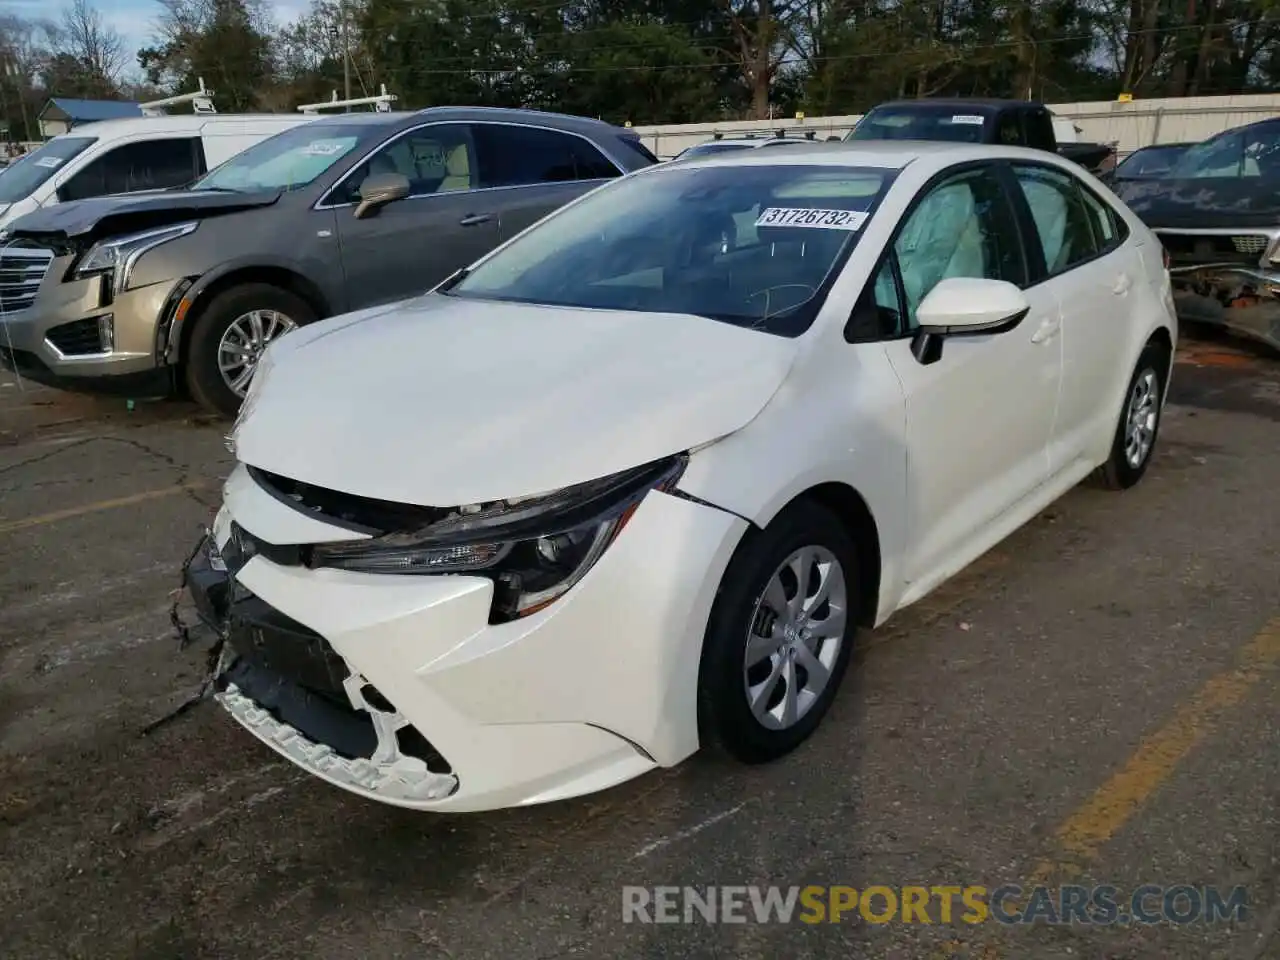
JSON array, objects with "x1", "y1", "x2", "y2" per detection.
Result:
[
  {"x1": 697, "y1": 500, "x2": 860, "y2": 764},
  {"x1": 184, "y1": 284, "x2": 317, "y2": 417},
  {"x1": 1099, "y1": 341, "x2": 1169, "y2": 490}
]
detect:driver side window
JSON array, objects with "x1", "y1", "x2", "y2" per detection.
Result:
[
  {"x1": 342, "y1": 123, "x2": 477, "y2": 203},
  {"x1": 893, "y1": 167, "x2": 1026, "y2": 329}
]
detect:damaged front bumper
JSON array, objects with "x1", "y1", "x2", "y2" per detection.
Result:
[
  {"x1": 182, "y1": 465, "x2": 747, "y2": 812},
  {"x1": 188, "y1": 533, "x2": 460, "y2": 806},
  {"x1": 1168, "y1": 264, "x2": 1280, "y2": 352},
  {"x1": 1155, "y1": 227, "x2": 1280, "y2": 352}
]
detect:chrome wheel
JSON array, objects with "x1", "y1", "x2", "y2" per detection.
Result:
[
  {"x1": 217, "y1": 309, "x2": 297, "y2": 398},
  {"x1": 743, "y1": 546, "x2": 848, "y2": 731},
  {"x1": 1124, "y1": 368, "x2": 1159, "y2": 469}
]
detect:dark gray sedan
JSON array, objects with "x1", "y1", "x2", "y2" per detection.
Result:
[{"x1": 0, "y1": 107, "x2": 657, "y2": 415}]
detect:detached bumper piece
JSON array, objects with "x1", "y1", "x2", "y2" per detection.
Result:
[{"x1": 187, "y1": 534, "x2": 459, "y2": 804}]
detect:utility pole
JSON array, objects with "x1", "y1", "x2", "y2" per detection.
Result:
[{"x1": 340, "y1": 0, "x2": 351, "y2": 111}]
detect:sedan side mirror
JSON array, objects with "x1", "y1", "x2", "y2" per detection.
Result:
[
  {"x1": 354, "y1": 172, "x2": 410, "y2": 219},
  {"x1": 911, "y1": 277, "x2": 1030, "y2": 364}
]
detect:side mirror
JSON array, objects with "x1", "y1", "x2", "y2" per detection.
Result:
[
  {"x1": 911, "y1": 277, "x2": 1030, "y2": 364},
  {"x1": 354, "y1": 172, "x2": 410, "y2": 219}
]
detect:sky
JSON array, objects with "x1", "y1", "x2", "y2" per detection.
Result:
[{"x1": 3, "y1": 0, "x2": 309, "y2": 82}]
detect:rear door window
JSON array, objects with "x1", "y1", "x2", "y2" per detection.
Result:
[
  {"x1": 58, "y1": 137, "x2": 201, "y2": 201},
  {"x1": 474, "y1": 125, "x2": 621, "y2": 188}
]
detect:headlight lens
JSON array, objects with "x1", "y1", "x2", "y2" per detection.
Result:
[
  {"x1": 75, "y1": 221, "x2": 198, "y2": 293},
  {"x1": 309, "y1": 455, "x2": 688, "y2": 620}
]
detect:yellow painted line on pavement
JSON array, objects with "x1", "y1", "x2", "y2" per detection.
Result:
[
  {"x1": 0, "y1": 482, "x2": 214, "y2": 535},
  {"x1": 1029, "y1": 615, "x2": 1280, "y2": 886}
]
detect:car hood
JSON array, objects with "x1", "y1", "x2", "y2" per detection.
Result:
[
  {"x1": 7, "y1": 188, "x2": 282, "y2": 240},
  {"x1": 1114, "y1": 176, "x2": 1280, "y2": 229},
  {"x1": 233, "y1": 294, "x2": 800, "y2": 507}
]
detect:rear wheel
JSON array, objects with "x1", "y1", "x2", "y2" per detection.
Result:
[
  {"x1": 1099, "y1": 341, "x2": 1168, "y2": 490},
  {"x1": 184, "y1": 283, "x2": 316, "y2": 417},
  {"x1": 697, "y1": 500, "x2": 859, "y2": 764}
]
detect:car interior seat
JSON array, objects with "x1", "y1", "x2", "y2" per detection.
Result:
[{"x1": 439, "y1": 145, "x2": 472, "y2": 192}]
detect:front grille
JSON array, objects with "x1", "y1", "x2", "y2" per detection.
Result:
[
  {"x1": 1231, "y1": 234, "x2": 1270, "y2": 256},
  {"x1": 226, "y1": 587, "x2": 352, "y2": 706},
  {"x1": 0, "y1": 245, "x2": 53, "y2": 314},
  {"x1": 46, "y1": 318, "x2": 102, "y2": 356},
  {"x1": 1157, "y1": 231, "x2": 1270, "y2": 267}
]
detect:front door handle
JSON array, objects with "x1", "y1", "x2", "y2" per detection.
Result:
[
  {"x1": 459, "y1": 213, "x2": 492, "y2": 227},
  {"x1": 1112, "y1": 273, "x2": 1132, "y2": 295},
  {"x1": 1030, "y1": 317, "x2": 1060, "y2": 344}
]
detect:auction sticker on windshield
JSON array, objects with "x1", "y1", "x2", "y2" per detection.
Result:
[
  {"x1": 34, "y1": 156, "x2": 64, "y2": 168},
  {"x1": 756, "y1": 208, "x2": 868, "y2": 230},
  {"x1": 301, "y1": 140, "x2": 351, "y2": 157},
  {"x1": 950, "y1": 115, "x2": 986, "y2": 125}
]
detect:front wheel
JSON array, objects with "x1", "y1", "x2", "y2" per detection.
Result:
[
  {"x1": 697, "y1": 500, "x2": 859, "y2": 764},
  {"x1": 184, "y1": 284, "x2": 316, "y2": 417},
  {"x1": 1099, "y1": 342, "x2": 1168, "y2": 490}
]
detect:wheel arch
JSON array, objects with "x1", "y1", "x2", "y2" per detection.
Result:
[
  {"x1": 1146, "y1": 325, "x2": 1175, "y2": 396},
  {"x1": 753, "y1": 482, "x2": 884, "y2": 629},
  {"x1": 167, "y1": 265, "x2": 332, "y2": 368}
]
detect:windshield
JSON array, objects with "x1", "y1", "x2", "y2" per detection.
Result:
[
  {"x1": 0, "y1": 137, "x2": 95, "y2": 203},
  {"x1": 192, "y1": 123, "x2": 372, "y2": 192},
  {"x1": 676, "y1": 142, "x2": 757, "y2": 160},
  {"x1": 1168, "y1": 125, "x2": 1280, "y2": 179},
  {"x1": 848, "y1": 106, "x2": 988, "y2": 144},
  {"x1": 1115, "y1": 145, "x2": 1190, "y2": 179},
  {"x1": 447, "y1": 162, "x2": 895, "y2": 337}
]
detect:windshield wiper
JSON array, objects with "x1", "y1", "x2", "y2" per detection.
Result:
[{"x1": 435, "y1": 267, "x2": 470, "y2": 294}]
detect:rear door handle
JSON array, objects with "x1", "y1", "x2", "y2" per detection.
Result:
[
  {"x1": 1030, "y1": 317, "x2": 1060, "y2": 344},
  {"x1": 459, "y1": 213, "x2": 492, "y2": 227},
  {"x1": 1113, "y1": 273, "x2": 1132, "y2": 295}
]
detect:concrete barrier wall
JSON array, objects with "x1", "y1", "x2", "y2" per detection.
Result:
[{"x1": 631, "y1": 93, "x2": 1280, "y2": 159}]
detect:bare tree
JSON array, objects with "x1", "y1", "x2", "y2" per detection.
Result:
[{"x1": 47, "y1": 0, "x2": 125, "y2": 87}]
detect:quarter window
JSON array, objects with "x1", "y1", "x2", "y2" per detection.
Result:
[
  {"x1": 1010, "y1": 164, "x2": 1104, "y2": 275},
  {"x1": 58, "y1": 137, "x2": 201, "y2": 202},
  {"x1": 474, "y1": 125, "x2": 621, "y2": 187},
  {"x1": 893, "y1": 167, "x2": 1026, "y2": 330}
]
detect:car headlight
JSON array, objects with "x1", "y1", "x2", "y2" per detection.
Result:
[
  {"x1": 75, "y1": 221, "x2": 198, "y2": 294},
  {"x1": 309, "y1": 454, "x2": 688, "y2": 620}
]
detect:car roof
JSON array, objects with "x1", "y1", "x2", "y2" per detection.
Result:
[
  {"x1": 868, "y1": 98, "x2": 1045, "y2": 113},
  {"x1": 665, "y1": 139, "x2": 1062, "y2": 172},
  {"x1": 49, "y1": 114, "x2": 309, "y2": 139},
  {"x1": 305, "y1": 106, "x2": 632, "y2": 135}
]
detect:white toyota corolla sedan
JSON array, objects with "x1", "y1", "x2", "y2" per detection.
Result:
[{"x1": 187, "y1": 141, "x2": 1177, "y2": 812}]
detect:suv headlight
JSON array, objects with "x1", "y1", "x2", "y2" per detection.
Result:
[
  {"x1": 309, "y1": 455, "x2": 688, "y2": 620},
  {"x1": 75, "y1": 221, "x2": 198, "y2": 294}
]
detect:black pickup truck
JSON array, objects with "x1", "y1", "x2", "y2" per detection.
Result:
[{"x1": 845, "y1": 98, "x2": 1116, "y2": 175}]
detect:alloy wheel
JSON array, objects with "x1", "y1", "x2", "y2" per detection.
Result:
[
  {"x1": 1124, "y1": 367, "x2": 1159, "y2": 469},
  {"x1": 217, "y1": 309, "x2": 297, "y2": 398}
]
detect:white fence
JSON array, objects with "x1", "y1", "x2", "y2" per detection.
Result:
[{"x1": 631, "y1": 93, "x2": 1280, "y2": 159}]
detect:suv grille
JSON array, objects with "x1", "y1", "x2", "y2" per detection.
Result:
[
  {"x1": 1156, "y1": 231, "x2": 1271, "y2": 267},
  {"x1": 46, "y1": 318, "x2": 103, "y2": 356},
  {"x1": 0, "y1": 245, "x2": 53, "y2": 314}
]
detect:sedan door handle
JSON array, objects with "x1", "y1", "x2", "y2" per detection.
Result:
[
  {"x1": 458, "y1": 213, "x2": 492, "y2": 227},
  {"x1": 1113, "y1": 273, "x2": 1132, "y2": 295},
  {"x1": 1030, "y1": 317, "x2": 1060, "y2": 344}
]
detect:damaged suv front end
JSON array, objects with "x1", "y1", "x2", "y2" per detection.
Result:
[{"x1": 1115, "y1": 118, "x2": 1280, "y2": 351}]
